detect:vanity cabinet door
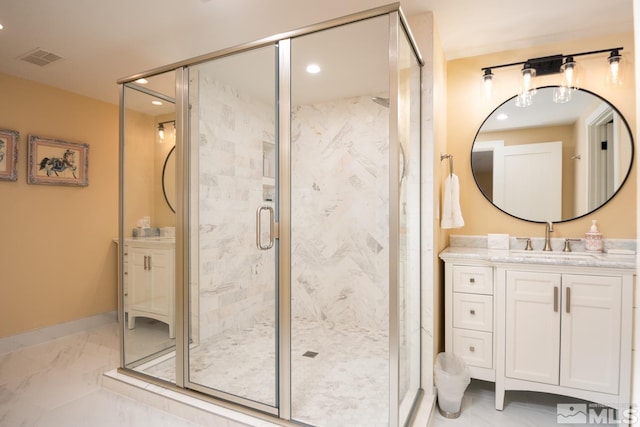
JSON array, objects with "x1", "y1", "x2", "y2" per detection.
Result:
[
  {"x1": 128, "y1": 247, "x2": 152, "y2": 313},
  {"x1": 505, "y1": 270, "x2": 561, "y2": 385},
  {"x1": 560, "y1": 274, "x2": 621, "y2": 394},
  {"x1": 127, "y1": 245, "x2": 175, "y2": 338}
]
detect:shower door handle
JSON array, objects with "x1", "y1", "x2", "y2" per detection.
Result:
[{"x1": 256, "y1": 206, "x2": 274, "y2": 250}]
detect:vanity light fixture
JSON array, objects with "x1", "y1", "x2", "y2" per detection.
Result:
[
  {"x1": 158, "y1": 120, "x2": 175, "y2": 143},
  {"x1": 135, "y1": 78, "x2": 149, "y2": 84},
  {"x1": 483, "y1": 68, "x2": 493, "y2": 100},
  {"x1": 515, "y1": 63, "x2": 537, "y2": 107},
  {"x1": 607, "y1": 49, "x2": 622, "y2": 87},
  {"x1": 481, "y1": 47, "x2": 623, "y2": 105},
  {"x1": 553, "y1": 55, "x2": 580, "y2": 104}
]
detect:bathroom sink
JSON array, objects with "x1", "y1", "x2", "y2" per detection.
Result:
[{"x1": 509, "y1": 250, "x2": 599, "y2": 261}]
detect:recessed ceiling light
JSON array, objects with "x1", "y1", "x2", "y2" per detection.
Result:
[
  {"x1": 152, "y1": 100, "x2": 162, "y2": 106},
  {"x1": 306, "y1": 64, "x2": 321, "y2": 74},
  {"x1": 0, "y1": 24, "x2": 4, "y2": 30},
  {"x1": 497, "y1": 113, "x2": 509, "y2": 120},
  {"x1": 135, "y1": 78, "x2": 148, "y2": 84}
]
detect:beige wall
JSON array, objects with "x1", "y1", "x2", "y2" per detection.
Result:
[
  {"x1": 0, "y1": 72, "x2": 119, "y2": 337},
  {"x1": 122, "y1": 109, "x2": 175, "y2": 236},
  {"x1": 447, "y1": 32, "x2": 636, "y2": 239}
]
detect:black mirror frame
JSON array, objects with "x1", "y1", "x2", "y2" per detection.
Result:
[
  {"x1": 162, "y1": 145, "x2": 176, "y2": 214},
  {"x1": 471, "y1": 85, "x2": 635, "y2": 224}
]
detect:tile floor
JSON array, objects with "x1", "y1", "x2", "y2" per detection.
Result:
[
  {"x1": 0, "y1": 313, "x2": 621, "y2": 427},
  {"x1": 135, "y1": 319, "x2": 390, "y2": 426},
  {"x1": 432, "y1": 379, "x2": 623, "y2": 427},
  {"x1": 0, "y1": 313, "x2": 203, "y2": 427}
]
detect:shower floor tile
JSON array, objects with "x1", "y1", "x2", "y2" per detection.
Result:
[{"x1": 138, "y1": 319, "x2": 390, "y2": 426}]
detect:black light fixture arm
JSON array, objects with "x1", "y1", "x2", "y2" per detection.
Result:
[{"x1": 481, "y1": 46, "x2": 623, "y2": 75}]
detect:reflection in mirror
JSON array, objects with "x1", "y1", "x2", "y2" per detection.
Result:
[
  {"x1": 122, "y1": 70, "x2": 177, "y2": 379},
  {"x1": 472, "y1": 86, "x2": 633, "y2": 222},
  {"x1": 162, "y1": 146, "x2": 175, "y2": 213}
]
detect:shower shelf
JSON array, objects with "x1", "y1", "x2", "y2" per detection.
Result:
[{"x1": 262, "y1": 141, "x2": 275, "y2": 202}]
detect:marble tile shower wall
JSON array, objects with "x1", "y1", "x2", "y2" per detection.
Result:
[
  {"x1": 291, "y1": 96, "x2": 390, "y2": 330},
  {"x1": 196, "y1": 75, "x2": 276, "y2": 341},
  {"x1": 196, "y1": 74, "x2": 391, "y2": 338}
]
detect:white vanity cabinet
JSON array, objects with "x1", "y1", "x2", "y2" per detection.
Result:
[
  {"x1": 441, "y1": 247, "x2": 634, "y2": 414},
  {"x1": 504, "y1": 271, "x2": 622, "y2": 394},
  {"x1": 444, "y1": 262, "x2": 495, "y2": 381},
  {"x1": 495, "y1": 264, "x2": 633, "y2": 411},
  {"x1": 125, "y1": 239, "x2": 175, "y2": 339}
]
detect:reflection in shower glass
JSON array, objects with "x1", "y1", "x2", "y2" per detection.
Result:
[
  {"x1": 121, "y1": 70, "x2": 177, "y2": 379},
  {"x1": 187, "y1": 45, "x2": 278, "y2": 408},
  {"x1": 290, "y1": 15, "x2": 391, "y2": 426},
  {"x1": 397, "y1": 24, "x2": 421, "y2": 426}
]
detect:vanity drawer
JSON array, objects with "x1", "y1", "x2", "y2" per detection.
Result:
[
  {"x1": 453, "y1": 293, "x2": 492, "y2": 332},
  {"x1": 453, "y1": 265, "x2": 493, "y2": 295},
  {"x1": 453, "y1": 328, "x2": 493, "y2": 369}
]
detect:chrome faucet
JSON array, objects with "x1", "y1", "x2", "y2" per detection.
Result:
[{"x1": 543, "y1": 221, "x2": 554, "y2": 251}]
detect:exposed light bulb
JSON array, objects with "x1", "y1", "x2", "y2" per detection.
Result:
[
  {"x1": 607, "y1": 50, "x2": 622, "y2": 87},
  {"x1": 521, "y1": 66, "x2": 535, "y2": 92},
  {"x1": 515, "y1": 64, "x2": 536, "y2": 107},
  {"x1": 561, "y1": 56, "x2": 578, "y2": 89},
  {"x1": 158, "y1": 123, "x2": 165, "y2": 143},
  {"x1": 482, "y1": 68, "x2": 493, "y2": 101}
]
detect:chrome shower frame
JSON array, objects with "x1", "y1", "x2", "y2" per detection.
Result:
[{"x1": 117, "y1": 3, "x2": 423, "y2": 426}]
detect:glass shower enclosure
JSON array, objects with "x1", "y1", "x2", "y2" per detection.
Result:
[{"x1": 119, "y1": 5, "x2": 422, "y2": 426}]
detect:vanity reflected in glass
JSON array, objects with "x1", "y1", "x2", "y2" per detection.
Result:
[
  {"x1": 121, "y1": 70, "x2": 177, "y2": 372},
  {"x1": 471, "y1": 86, "x2": 634, "y2": 223}
]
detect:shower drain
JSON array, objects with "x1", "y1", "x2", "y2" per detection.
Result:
[{"x1": 302, "y1": 351, "x2": 319, "y2": 358}]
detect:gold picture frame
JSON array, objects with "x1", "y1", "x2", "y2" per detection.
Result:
[
  {"x1": 0, "y1": 128, "x2": 19, "y2": 182},
  {"x1": 28, "y1": 135, "x2": 89, "y2": 186}
]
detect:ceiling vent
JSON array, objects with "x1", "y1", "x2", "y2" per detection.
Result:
[{"x1": 19, "y1": 48, "x2": 63, "y2": 66}]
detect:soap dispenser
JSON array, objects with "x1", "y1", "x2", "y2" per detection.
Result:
[{"x1": 585, "y1": 219, "x2": 603, "y2": 252}]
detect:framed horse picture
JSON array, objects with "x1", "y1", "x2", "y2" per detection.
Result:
[
  {"x1": 27, "y1": 135, "x2": 89, "y2": 186},
  {"x1": 0, "y1": 128, "x2": 19, "y2": 182}
]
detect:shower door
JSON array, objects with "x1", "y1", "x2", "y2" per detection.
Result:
[
  {"x1": 186, "y1": 44, "x2": 279, "y2": 412},
  {"x1": 289, "y1": 15, "x2": 393, "y2": 426}
]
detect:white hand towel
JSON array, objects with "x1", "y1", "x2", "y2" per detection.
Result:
[{"x1": 441, "y1": 173, "x2": 464, "y2": 229}]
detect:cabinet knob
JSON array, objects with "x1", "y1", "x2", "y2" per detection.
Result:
[
  {"x1": 469, "y1": 346, "x2": 475, "y2": 352},
  {"x1": 469, "y1": 309, "x2": 476, "y2": 315},
  {"x1": 469, "y1": 278, "x2": 475, "y2": 283}
]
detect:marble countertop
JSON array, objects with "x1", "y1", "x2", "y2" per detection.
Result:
[
  {"x1": 439, "y1": 246, "x2": 636, "y2": 270},
  {"x1": 113, "y1": 237, "x2": 175, "y2": 245}
]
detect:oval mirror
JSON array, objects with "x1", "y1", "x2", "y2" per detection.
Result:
[
  {"x1": 471, "y1": 86, "x2": 634, "y2": 223},
  {"x1": 162, "y1": 145, "x2": 176, "y2": 213}
]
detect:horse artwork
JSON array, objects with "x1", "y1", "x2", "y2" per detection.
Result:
[
  {"x1": 38, "y1": 149, "x2": 77, "y2": 178},
  {"x1": 28, "y1": 135, "x2": 88, "y2": 186}
]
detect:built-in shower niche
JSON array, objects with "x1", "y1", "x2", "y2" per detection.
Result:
[{"x1": 262, "y1": 140, "x2": 275, "y2": 202}]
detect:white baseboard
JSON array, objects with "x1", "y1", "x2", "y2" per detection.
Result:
[{"x1": 0, "y1": 310, "x2": 117, "y2": 355}]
